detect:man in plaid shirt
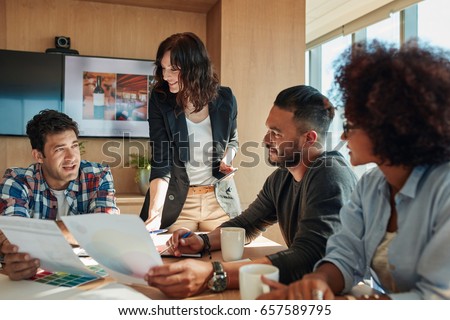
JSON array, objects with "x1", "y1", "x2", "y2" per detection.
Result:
[{"x1": 0, "y1": 109, "x2": 119, "y2": 280}]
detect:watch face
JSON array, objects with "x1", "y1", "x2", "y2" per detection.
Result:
[{"x1": 208, "y1": 274, "x2": 227, "y2": 292}]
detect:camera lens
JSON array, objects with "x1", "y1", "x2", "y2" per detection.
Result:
[
  {"x1": 55, "y1": 36, "x2": 70, "y2": 49},
  {"x1": 57, "y1": 38, "x2": 68, "y2": 47}
]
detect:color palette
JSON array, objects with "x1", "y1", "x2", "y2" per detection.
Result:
[{"x1": 29, "y1": 265, "x2": 107, "y2": 287}]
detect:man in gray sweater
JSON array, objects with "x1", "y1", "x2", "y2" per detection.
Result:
[{"x1": 145, "y1": 85, "x2": 358, "y2": 298}]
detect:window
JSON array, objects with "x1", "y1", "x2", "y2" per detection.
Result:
[
  {"x1": 366, "y1": 11, "x2": 400, "y2": 44},
  {"x1": 418, "y1": 0, "x2": 450, "y2": 49}
]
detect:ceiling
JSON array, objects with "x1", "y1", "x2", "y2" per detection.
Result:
[{"x1": 79, "y1": 0, "x2": 399, "y2": 43}]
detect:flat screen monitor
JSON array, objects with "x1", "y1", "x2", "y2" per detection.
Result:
[
  {"x1": 0, "y1": 50, "x2": 63, "y2": 136},
  {"x1": 63, "y1": 55, "x2": 155, "y2": 138}
]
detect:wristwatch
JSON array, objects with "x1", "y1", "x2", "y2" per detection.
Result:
[{"x1": 207, "y1": 261, "x2": 227, "y2": 292}]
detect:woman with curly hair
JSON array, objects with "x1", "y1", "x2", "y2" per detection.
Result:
[
  {"x1": 141, "y1": 32, "x2": 240, "y2": 232},
  {"x1": 260, "y1": 40, "x2": 450, "y2": 300}
]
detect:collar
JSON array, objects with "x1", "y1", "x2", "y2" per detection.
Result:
[
  {"x1": 35, "y1": 163, "x2": 80, "y2": 194},
  {"x1": 377, "y1": 165, "x2": 429, "y2": 200}
]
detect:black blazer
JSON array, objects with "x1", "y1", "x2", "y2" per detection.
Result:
[{"x1": 141, "y1": 86, "x2": 241, "y2": 228}]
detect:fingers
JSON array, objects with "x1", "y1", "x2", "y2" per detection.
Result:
[
  {"x1": 285, "y1": 279, "x2": 333, "y2": 300},
  {"x1": 3, "y1": 252, "x2": 40, "y2": 281},
  {"x1": 219, "y1": 161, "x2": 234, "y2": 174},
  {"x1": 167, "y1": 230, "x2": 203, "y2": 256},
  {"x1": 261, "y1": 276, "x2": 286, "y2": 290},
  {"x1": 145, "y1": 260, "x2": 211, "y2": 298},
  {"x1": 168, "y1": 228, "x2": 191, "y2": 248},
  {"x1": 166, "y1": 229, "x2": 193, "y2": 256},
  {"x1": 257, "y1": 287, "x2": 289, "y2": 300}
]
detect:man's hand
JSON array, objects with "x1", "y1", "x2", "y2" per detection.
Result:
[
  {"x1": 1, "y1": 240, "x2": 40, "y2": 281},
  {"x1": 145, "y1": 259, "x2": 213, "y2": 298},
  {"x1": 165, "y1": 229, "x2": 204, "y2": 257}
]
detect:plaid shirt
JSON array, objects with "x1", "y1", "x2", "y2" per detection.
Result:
[{"x1": 0, "y1": 160, "x2": 119, "y2": 219}]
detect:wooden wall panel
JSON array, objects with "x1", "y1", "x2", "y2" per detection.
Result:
[
  {"x1": 0, "y1": 0, "x2": 6, "y2": 49},
  {"x1": 3, "y1": 0, "x2": 206, "y2": 59},
  {"x1": 219, "y1": 0, "x2": 305, "y2": 209},
  {"x1": 206, "y1": 1, "x2": 221, "y2": 79}
]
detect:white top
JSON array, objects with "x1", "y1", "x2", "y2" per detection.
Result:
[
  {"x1": 185, "y1": 116, "x2": 216, "y2": 185},
  {"x1": 50, "y1": 189, "x2": 70, "y2": 221}
]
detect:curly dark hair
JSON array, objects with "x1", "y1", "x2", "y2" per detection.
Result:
[
  {"x1": 153, "y1": 32, "x2": 219, "y2": 112},
  {"x1": 26, "y1": 109, "x2": 79, "y2": 153},
  {"x1": 334, "y1": 39, "x2": 450, "y2": 166}
]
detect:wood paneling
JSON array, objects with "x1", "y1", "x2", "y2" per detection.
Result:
[
  {"x1": 219, "y1": 0, "x2": 305, "y2": 209},
  {"x1": 3, "y1": 0, "x2": 206, "y2": 59},
  {"x1": 78, "y1": 0, "x2": 218, "y2": 13},
  {"x1": 206, "y1": 1, "x2": 221, "y2": 79},
  {"x1": 0, "y1": 0, "x2": 6, "y2": 49}
]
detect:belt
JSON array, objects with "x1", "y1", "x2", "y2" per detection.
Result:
[{"x1": 188, "y1": 185, "x2": 215, "y2": 196}]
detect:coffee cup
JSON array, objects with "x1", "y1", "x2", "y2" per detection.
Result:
[
  {"x1": 220, "y1": 227, "x2": 245, "y2": 262},
  {"x1": 239, "y1": 264, "x2": 279, "y2": 300}
]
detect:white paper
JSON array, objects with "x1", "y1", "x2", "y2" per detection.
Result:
[
  {"x1": 65, "y1": 282, "x2": 151, "y2": 300},
  {"x1": 0, "y1": 274, "x2": 150, "y2": 300},
  {"x1": 0, "y1": 274, "x2": 80, "y2": 300},
  {"x1": 62, "y1": 214, "x2": 163, "y2": 285},
  {"x1": 0, "y1": 216, "x2": 97, "y2": 277}
]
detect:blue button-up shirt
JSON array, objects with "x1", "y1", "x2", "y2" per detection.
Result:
[
  {"x1": 0, "y1": 160, "x2": 119, "y2": 218},
  {"x1": 320, "y1": 162, "x2": 450, "y2": 299}
]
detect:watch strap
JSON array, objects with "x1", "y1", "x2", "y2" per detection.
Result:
[
  {"x1": 211, "y1": 261, "x2": 224, "y2": 274},
  {"x1": 198, "y1": 233, "x2": 212, "y2": 259}
]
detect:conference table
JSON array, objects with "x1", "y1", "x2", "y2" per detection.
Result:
[{"x1": 81, "y1": 234, "x2": 287, "y2": 300}]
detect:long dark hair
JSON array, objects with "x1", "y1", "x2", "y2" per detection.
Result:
[{"x1": 153, "y1": 32, "x2": 219, "y2": 112}]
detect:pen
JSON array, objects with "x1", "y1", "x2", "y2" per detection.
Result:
[{"x1": 160, "y1": 231, "x2": 192, "y2": 255}]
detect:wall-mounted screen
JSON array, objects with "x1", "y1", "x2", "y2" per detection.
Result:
[
  {"x1": 0, "y1": 50, "x2": 63, "y2": 136},
  {"x1": 64, "y1": 55, "x2": 155, "y2": 138}
]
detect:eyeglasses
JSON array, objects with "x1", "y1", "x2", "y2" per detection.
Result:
[{"x1": 342, "y1": 119, "x2": 358, "y2": 138}]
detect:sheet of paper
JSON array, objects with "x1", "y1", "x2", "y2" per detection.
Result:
[
  {"x1": 65, "y1": 282, "x2": 151, "y2": 300},
  {"x1": 0, "y1": 274, "x2": 150, "y2": 300},
  {"x1": 0, "y1": 216, "x2": 97, "y2": 277},
  {"x1": 62, "y1": 214, "x2": 163, "y2": 285},
  {"x1": 0, "y1": 273, "x2": 81, "y2": 300}
]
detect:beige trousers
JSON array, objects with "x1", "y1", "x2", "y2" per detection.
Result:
[{"x1": 167, "y1": 191, "x2": 230, "y2": 232}]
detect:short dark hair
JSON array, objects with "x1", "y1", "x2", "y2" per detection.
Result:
[
  {"x1": 274, "y1": 85, "x2": 335, "y2": 141},
  {"x1": 334, "y1": 39, "x2": 450, "y2": 166},
  {"x1": 26, "y1": 109, "x2": 79, "y2": 152},
  {"x1": 153, "y1": 32, "x2": 219, "y2": 112}
]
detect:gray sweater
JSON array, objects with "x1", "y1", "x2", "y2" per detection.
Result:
[{"x1": 221, "y1": 151, "x2": 358, "y2": 284}]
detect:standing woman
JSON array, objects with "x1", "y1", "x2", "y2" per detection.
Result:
[
  {"x1": 260, "y1": 40, "x2": 450, "y2": 300},
  {"x1": 141, "y1": 32, "x2": 241, "y2": 232}
]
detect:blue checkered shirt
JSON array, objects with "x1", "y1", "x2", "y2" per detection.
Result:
[{"x1": 0, "y1": 160, "x2": 119, "y2": 219}]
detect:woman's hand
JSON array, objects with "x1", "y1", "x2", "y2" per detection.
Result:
[
  {"x1": 219, "y1": 161, "x2": 235, "y2": 174},
  {"x1": 258, "y1": 272, "x2": 335, "y2": 300}
]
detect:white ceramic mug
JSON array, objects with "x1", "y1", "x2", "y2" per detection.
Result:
[
  {"x1": 220, "y1": 227, "x2": 245, "y2": 262},
  {"x1": 239, "y1": 264, "x2": 279, "y2": 300}
]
